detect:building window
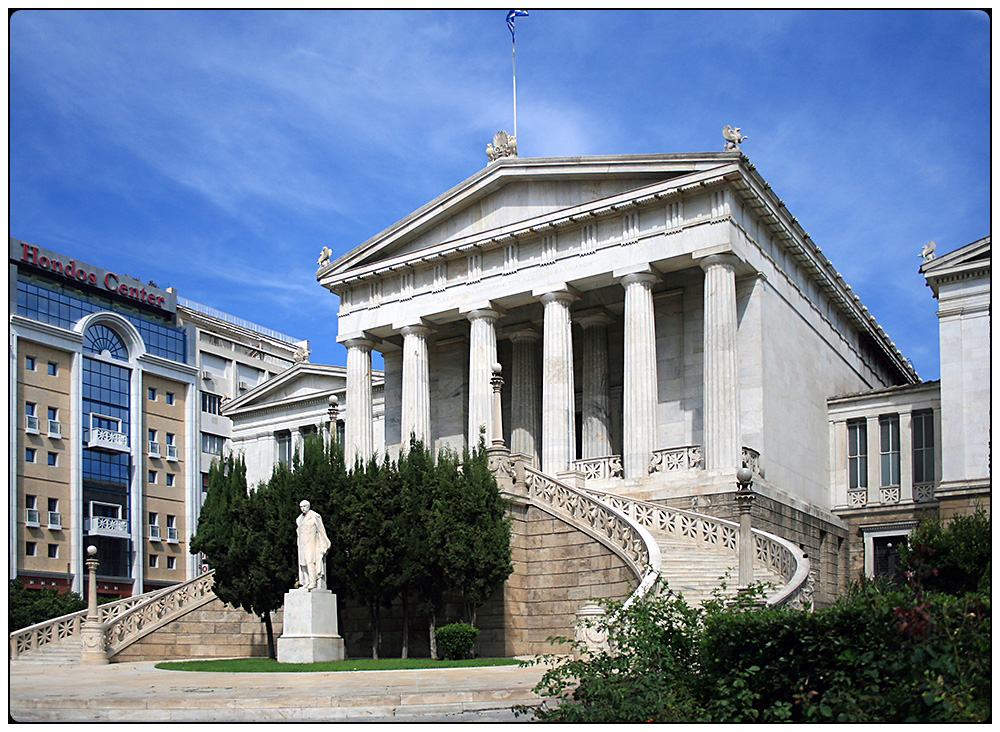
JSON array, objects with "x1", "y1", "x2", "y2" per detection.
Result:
[
  {"x1": 148, "y1": 470, "x2": 157, "y2": 484},
  {"x1": 879, "y1": 415, "x2": 900, "y2": 487},
  {"x1": 166, "y1": 473, "x2": 175, "y2": 487},
  {"x1": 25, "y1": 355, "x2": 36, "y2": 371},
  {"x1": 148, "y1": 387, "x2": 157, "y2": 401},
  {"x1": 25, "y1": 542, "x2": 36, "y2": 557},
  {"x1": 165, "y1": 391, "x2": 175, "y2": 405},
  {"x1": 912, "y1": 410, "x2": 935, "y2": 485},
  {"x1": 26, "y1": 448, "x2": 36, "y2": 463},
  {"x1": 201, "y1": 433, "x2": 224, "y2": 456},
  {"x1": 48, "y1": 544, "x2": 59, "y2": 559},
  {"x1": 166, "y1": 515, "x2": 178, "y2": 542},
  {"x1": 847, "y1": 419, "x2": 868, "y2": 490},
  {"x1": 276, "y1": 431, "x2": 291, "y2": 466},
  {"x1": 47, "y1": 361, "x2": 58, "y2": 376},
  {"x1": 25, "y1": 495, "x2": 39, "y2": 526},
  {"x1": 167, "y1": 556, "x2": 176, "y2": 570},
  {"x1": 47, "y1": 406, "x2": 58, "y2": 421},
  {"x1": 149, "y1": 554, "x2": 158, "y2": 568},
  {"x1": 47, "y1": 452, "x2": 58, "y2": 467},
  {"x1": 201, "y1": 393, "x2": 222, "y2": 415},
  {"x1": 84, "y1": 324, "x2": 128, "y2": 361},
  {"x1": 25, "y1": 402, "x2": 39, "y2": 433}
]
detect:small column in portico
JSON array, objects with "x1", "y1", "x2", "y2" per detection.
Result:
[
  {"x1": 619, "y1": 271, "x2": 659, "y2": 478},
  {"x1": 537, "y1": 287, "x2": 579, "y2": 475},
  {"x1": 577, "y1": 312, "x2": 614, "y2": 461},
  {"x1": 344, "y1": 338, "x2": 375, "y2": 468},
  {"x1": 700, "y1": 254, "x2": 742, "y2": 471},
  {"x1": 466, "y1": 307, "x2": 501, "y2": 447},
  {"x1": 508, "y1": 327, "x2": 541, "y2": 464},
  {"x1": 400, "y1": 323, "x2": 432, "y2": 446}
]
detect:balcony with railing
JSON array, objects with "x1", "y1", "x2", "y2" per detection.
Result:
[
  {"x1": 25, "y1": 415, "x2": 40, "y2": 434},
  {"x1": 165, "y1": 444, "x2": 178, "y2": 461},
  {"x1": 87, "y1": 427, "x2": 129, "y2": 453},
  {"x1": 25, "y1": 509, "x2": 40, "y2": 527},
  {"x1": 166, "y1": 527, "x2": 179, "y2": 543},
  {"x1": 149, "y1": 524, "x2": 161, "y2": 541},
  {"x1": 47, "y1": 512, "x2": 62, "y2": 530},
  {"x1": 47, "y1": 420, "x2": 62, "y2": 439},
  {"x1": 148, "y1": 441, "x2": 161, "y2": 458}
]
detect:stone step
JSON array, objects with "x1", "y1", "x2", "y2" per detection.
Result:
[{"x1": 14, "y1": 635, "x2": 83, "y2": 665}]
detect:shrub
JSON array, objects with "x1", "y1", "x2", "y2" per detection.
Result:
[
  {"x1": 435, "y1": 621, "x2": 479, "y2": 660},
  {"x1": 898, "y1": 506, "x2": 990, "y2": 595}
]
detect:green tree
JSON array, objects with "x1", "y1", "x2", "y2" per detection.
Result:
[{"x1": 9, "y1": 579, "x2": 87, "y2": 631}]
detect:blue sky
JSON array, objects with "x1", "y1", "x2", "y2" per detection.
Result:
[{"x1": 9, "y1": 9, "x2": 990, "y2": 380}]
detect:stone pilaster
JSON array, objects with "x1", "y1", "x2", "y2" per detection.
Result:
[
  {"x1": 621, "y1": 272, "x2": 659, "y2": 478},
  {"x1": 577, "y1": 313, "x2": 614, "y2": 460},
  {"x1": 509, "y1": 328, "x2": 541, "y2": 464},
  {"x1": 539, "y1": 289, "x2": 578, "y2": 475},
  {"x1": 400, "y1": 324, "x2": 432, "y2": 447},
  {"x1": 700, "y1": 254, "x2": 741, "y2": 471},
  {"x1": 467, "y1": 309, "x2": 500, "y2": 447},
  {"x1": 344, "y1": 338, "x2": 374, "y2": 468}
]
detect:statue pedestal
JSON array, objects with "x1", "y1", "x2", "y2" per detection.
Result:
[{"x1": 276, "y1": 589, "x2": 345, "y2": 663}]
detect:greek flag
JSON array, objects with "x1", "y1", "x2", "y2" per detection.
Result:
[{"x1": 507, "y1": 9, "x2": 528, "y2": 39}]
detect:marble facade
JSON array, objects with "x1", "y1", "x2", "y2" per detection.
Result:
[{"x1": 318, "y1": 153, "x2": 917, "y2": 515}]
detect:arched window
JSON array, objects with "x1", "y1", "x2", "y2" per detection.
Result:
[{"x1": 84, "y1": 323, "x2": 128, "y2": 360}]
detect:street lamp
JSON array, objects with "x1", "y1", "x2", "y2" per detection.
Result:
[{"x1": 735, "y1": 467, "x2": 756, "y2": 592}]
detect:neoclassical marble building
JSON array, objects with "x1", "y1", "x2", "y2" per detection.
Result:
[{"x1": 317, "y1": 151, "x2": 921, "y2": 593}]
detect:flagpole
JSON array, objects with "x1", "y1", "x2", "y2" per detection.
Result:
[{"x1": 511, "y1": 34, "x2": 518, "y2": 140}]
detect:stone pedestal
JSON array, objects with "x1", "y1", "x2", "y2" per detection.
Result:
[{"x1": 276, "y1": 589, "x2": 345, "y2": 663}]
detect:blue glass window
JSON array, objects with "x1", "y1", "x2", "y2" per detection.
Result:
[{"x1": 85, "y1": 324, "x2": 128, "y2": 360}]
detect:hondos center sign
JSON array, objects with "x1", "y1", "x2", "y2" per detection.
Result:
[{"x1": 11, "y1": 237, "x2": 176, "y2": 314}]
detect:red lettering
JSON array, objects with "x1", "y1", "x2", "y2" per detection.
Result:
[
  {"x1": 64, "y1": 260, "x2": 75, "y2": 279},
  {"x1": 21, "y1": 243, "x2": 37, "y2": 265},
  {"x1": 105, "y1": 272, "x2": 118, "y2": 291},
  {"x1": 51, "y1": 260, "x2": 63, "y2": 275},
  {"x1": 119, "y1": 284, "x2": 129, "y2": 296},
  {"x1": 77, "y1": 270, "x2": 89, "y2": 282},
  {"x1": 39, "y1": 256, "x2": 49, "y2": 268},
  {"x1": 88, "y1": 273, "x2": 97, "y2": 286}
]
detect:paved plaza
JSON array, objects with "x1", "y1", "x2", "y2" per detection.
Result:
[{"x1": 9, "y1": 658, "x2": 550, "y2": 722}]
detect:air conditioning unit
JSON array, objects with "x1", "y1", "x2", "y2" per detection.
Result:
[
  {"x1": 201, "y1": 371, "x2": 213, "y2": 380},
  {"x1": 238, "y1": 381, "x2": 249, "y2": 391}
]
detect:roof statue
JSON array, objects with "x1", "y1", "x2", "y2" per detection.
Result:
[
  {"x1": 486, "y1": 130, "x2": 518, "y2": 162},
  {"x1": 317, "y1": 246, "x2": 332, "y2": 267},
  {"x1": 920, "y1": 241, "x2": 936, "y2": 262},
  {"x1": 722, "y1": 125, "x2": 748, "y2": 152}
]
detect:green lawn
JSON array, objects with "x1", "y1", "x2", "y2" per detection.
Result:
[{"x1": 155, "y1": 657, "x2": 523, "y2": 673}]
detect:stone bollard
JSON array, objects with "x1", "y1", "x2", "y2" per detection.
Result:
[{"x1": 574, "y1": 602, "x2": 610, "y2": 656}]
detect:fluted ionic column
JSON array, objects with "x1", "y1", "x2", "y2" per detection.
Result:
[
  {"x1": 540, "y1": 289, "x2": 578, "y2": 474},
  {"x1": 345, "y1": 338, "x2": 374, "y2": 467},
  {"x1": 578, "y1": 313, "x2": 614, "y2": 460},
  {"x1": 509, "y1": 328, "x2": 541, "y2": 464},
  {"x1": 700, "y1": 254, "x2": 741, "y2": 471},
  {"x1": 621, "y1": 272, "x2": 659, "y2": 478},
  {"x1": 467, "y1": 308, "x2": 500, "y2": 447},
  {"x1": 400, "y1": 324, "x2": 431, "y2": 447}
]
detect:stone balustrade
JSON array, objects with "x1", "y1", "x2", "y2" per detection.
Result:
[
  {"x1": 103, "y1": 572, "x2": 217, "y2": 656},
  {"x1": 648, "y1": 445, "x2": 703, "y2": 473},
  {"x1": 570, "y1": 454, "x2": 623, "y2": 480}
]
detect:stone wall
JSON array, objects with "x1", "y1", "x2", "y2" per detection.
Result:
[{"x1": 110, "y1": 597, "x2": 281, "y2": 663}]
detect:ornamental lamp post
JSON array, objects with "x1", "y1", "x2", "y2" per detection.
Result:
[
  {"x1": 80, "y1": 545, "x2": 108, "y2": 665},
  {"x1": 490, "y1": 363, "x2": 504, "y2": 447},
  {"x1": 327, "y1": 394, "x2": 339, "y2": 444},
  {"x1": 735, "y1": 467, "x2": 756, "y2": 592}
]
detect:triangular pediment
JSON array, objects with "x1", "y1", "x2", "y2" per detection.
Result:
[
  {"x1": 223, "y1": 363, "x2": 349, "y2": 416},
  {"x1": 319, "y1": 153, "x2": 738, "y2": 284},
  {"x1": 920, "y1": 236, "x2": 991, "y2": 294}
]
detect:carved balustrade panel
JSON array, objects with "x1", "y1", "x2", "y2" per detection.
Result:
[
  {"x1": 648, "y1": 445, "x2": 702, "y2": 473},
  {"x1": 104, "y1": 572, "x2": 216, "y2": 654},
  {"x1": 570, "y1": 455, "x2": 623, "y2": 480}
]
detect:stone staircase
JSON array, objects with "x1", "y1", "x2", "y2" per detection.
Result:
[
  {"x1": 653, "y1": 530, "x2": 783, "y2": 606},
  {"x1": 13, "y1": 634, "x2": 83, "y2": 665}
]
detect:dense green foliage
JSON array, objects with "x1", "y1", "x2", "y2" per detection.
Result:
[
  {"x1": 190, "y1": 434, "x2": 512, "y2": 660},
  {"x1": 435, "y1": 621, "x2": 480, "y2": 660},
  {"x1": 519, "y1": 512, "x2": 991, "y2": 723},
  {"x1": 898, "y1": 505, "x2": 990, "y2": 595},
  {"x1": 9, "y1": 579, "x2": 87, "y2": 631},
  {"x1": 155, "y1": 656, "x2": 520, "y2": 673}
]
